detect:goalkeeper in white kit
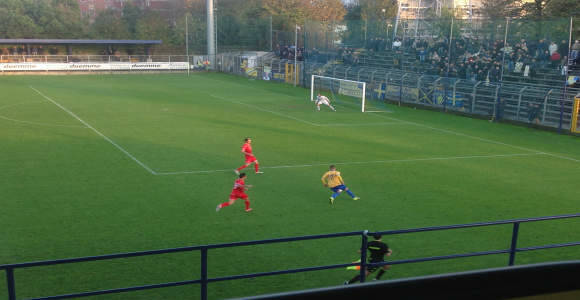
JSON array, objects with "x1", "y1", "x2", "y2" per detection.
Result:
[{"x1": 315, "y1": 93, "x2": 336, "y2": 111}]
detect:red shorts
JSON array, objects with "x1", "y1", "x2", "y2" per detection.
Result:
[
  {"x1": 245, "y1": 156, "x2": 257, "y2": 164},
  {"x1": 229, "y1": 191, "x2": 248, "y2": 200}
]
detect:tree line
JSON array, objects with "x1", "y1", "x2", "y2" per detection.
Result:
[{"x1": 0, "y1": 0, "x2": 576, "y2": 54}]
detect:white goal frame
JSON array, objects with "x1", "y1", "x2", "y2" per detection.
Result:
[{"x1": 311, "y1": 75, "x2": 367, "y2": 112}]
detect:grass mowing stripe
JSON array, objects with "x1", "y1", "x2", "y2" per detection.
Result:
[
  {"x1": 0, "y1": 74, "x2": 574, "y2": 299},
  {"x1": 357, "y1": 104, "x2": 580, "y2": 163},
  {"x1": 29, "y1": 86, "x2": 157, "y2": 175},
  {"x1": 209, "y1": 93, "x2": 407, "y2": 128},
  {"x1": 154, "y1": 152, "x2": 544, "y2": 175},
  {"x1": 208, "y1": 93, "x2": 321, "y2": 126},
  {"x1": 211, "y1": 81, "x2": 577, "y2": 163}
]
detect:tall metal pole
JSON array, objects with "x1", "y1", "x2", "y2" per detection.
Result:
[
  {"x1": 392, "y1": 0, "x2": 402, "y2": 48},
  {"x1": 294, "y1": 24, "x2": 298, "y2": 87},
  {"x1": 444, "y1": 17, "x2": 454, "y2": 112},
  {"x1": 559, "y1": 17, "x2": 574, "y2": 131},
  {"x1": 495, "y1": 18, "x2": 510, "y2": 122},
  {"x1": 469, "y1": 0, "x2": 473, "y2": 25},
  {"x1": 270, "y1": 15, "x2": 273, "y2": 52},
  {"x1": 415, "y1": 0, "x2": 421, "y2": 37},
  {"x1": 499, "y1": 18, "x2": 509, "y2": 82},
  {"x1": 446, "y1": 18, "x2": 453, "y2": 75},
  {"x1": 206, "y1": 0, "x2": 215, "y2": 67},
  {"x1": 214, "y1": 0, "x2": 218, "y2": 58},
  {"x1": 186, "y1": 14, "x2": 190, "y2": 76}
]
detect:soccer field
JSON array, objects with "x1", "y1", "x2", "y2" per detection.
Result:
[{"x1": 1, "y1": 73, "x2": 579, "y2": 299}]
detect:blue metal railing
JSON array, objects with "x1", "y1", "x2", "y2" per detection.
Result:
[{"x1": 2, "y1": 213, "x2": 580, "y2": 300}]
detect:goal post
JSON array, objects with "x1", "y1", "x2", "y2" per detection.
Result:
[{"x1": 311, "y1": 75, "x2": 369, "y2": 112}]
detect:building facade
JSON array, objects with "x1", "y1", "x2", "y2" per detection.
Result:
[{"x1": 77, "y1": 0, "x2": 171, "y2": 22}]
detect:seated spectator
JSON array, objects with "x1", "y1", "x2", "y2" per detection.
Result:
[
  {"x1": 571, "y1": 40, "x2": 580, "y2": 64},
  {"x1": 548, "y1": 41, "x2": 558, "y2": 56},
  {"x1": 392, "y1": 38, "x2": 402, "y2": 50},
  {"x1": 550, "y1": 51, "x2": 561, "y2": 68}
]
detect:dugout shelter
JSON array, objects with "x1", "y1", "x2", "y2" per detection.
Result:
[{"x1": 0, "y1": 39, "x2": 162, "y2": 58}]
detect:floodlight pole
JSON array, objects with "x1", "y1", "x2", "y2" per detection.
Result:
[
  {"x1": 186, "y1": 14, "x2": 190, "y2": 76},
  {"x1": 206, "y1": 0, "x2": 215, "y2": 68},
  {"x1": 215, "y1": 0, "x2": 218, "y2": 61}
]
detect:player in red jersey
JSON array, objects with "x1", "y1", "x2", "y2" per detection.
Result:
[
  {"x1": 216, "y1": 173, "x2": 253, "y2": 212},
  {"x1": 235, "y1": 137, "x2": 263, "y2": 175}
]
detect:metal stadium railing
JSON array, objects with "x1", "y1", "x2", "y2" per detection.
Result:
[
  {"x1": 2, "y1": 213, "x2": 579, "y2": 300},
  {"x1": 214, "y1": 54, "x2": 579, "y2": 131}
]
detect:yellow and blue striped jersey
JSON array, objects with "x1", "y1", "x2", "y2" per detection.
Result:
[{"x1": 321, "y1": 170, "x2": 344, "y2": 188}]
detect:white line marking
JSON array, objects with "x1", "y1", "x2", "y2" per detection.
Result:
[
  {"x1": 542, "y1": 152, "x2": 580, "y2": 163},
  {"x1": 203, "y1": 76, "x2": 577, "y2": 163},
  {"x1": 359, "y1": 108, "x2": 580, "y2": 163},
  {"x1": 209, "y1": 94, "x2": 321, "y2": 126},
  {"x1": 320, "y1": 122, "x2": 405, "y2": 127},
  {"x1": 0, "y1": 101, "x2": 87, "y2": 128},
  {"x1": 155, "y1": 152, "x2": 545, "y2": 175},
  {"x1": 29, "y1": 86, "x2": 157, "y2": 175},
  {"x1": 208, "y1": 94, "x2": 406, "y2": 127}
]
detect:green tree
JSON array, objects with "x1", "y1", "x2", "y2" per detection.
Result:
[
  {"x1": 136, "y1": 11, "x2": 172, "y2": 42},
  {"x1": 0, "y1": 0, "x2": 40, "y2": 38},
  {"x1": 91, "y1": 9, "x2": 129, "y2": 39},
  {"x1": 262, "y1": 0, "x2": 314, "y2": 29},
  {"x1": 522, "y1": 0, "x2": 551, "y2": 17},
  {"x1": 544, "y1": 0, "x2": 580, "y2": 17},
  {"x1": 310, "y1": 0, "x2": 347, "y2": 24},
  {"x1": 122, "y1": 4, "x2": 144, "y2": 39},
  {"x1": 480, "y1": 0, "x2": 522, "y2": 19}
]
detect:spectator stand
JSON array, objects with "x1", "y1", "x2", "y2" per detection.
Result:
[
  {"x1": 0, "y1": 39, "x2": 161, "y2": 59},
  {"x1": 298, "y1": 17, "x2": 579, "y2": 130}
]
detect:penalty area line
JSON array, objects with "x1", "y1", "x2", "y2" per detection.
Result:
[
  {"x1": 154, "y1": 152, "x2": 545, "y2": 176},
  {"x1": 29, "y1": 86, "x2": 157, "y2": 175}
]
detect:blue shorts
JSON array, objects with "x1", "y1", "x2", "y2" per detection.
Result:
[{"x1": 331, "y1": 185, "x2": 347, "y2": 192}]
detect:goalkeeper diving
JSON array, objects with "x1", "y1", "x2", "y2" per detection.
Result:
[{"x1": 315, "y1": 93, "x2": 336, "y2": 111}]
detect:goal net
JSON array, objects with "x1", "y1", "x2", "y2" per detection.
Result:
[{"x1": 310, "y1": 75, "x2": 386, "y2": 112}]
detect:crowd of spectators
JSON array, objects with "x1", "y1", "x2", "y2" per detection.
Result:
[
  {"x1": 1, "y1": 46, "x2": 56, "y2": 55},
  {"x1": 357, "y1": 35, "x2": 579, "y2": 83},
  {"x1": 275, "y1": 44, "x2": 305, "y2": 61}
]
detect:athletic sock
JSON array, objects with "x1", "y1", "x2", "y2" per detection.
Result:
[
  {"x1": 237, "y1": 165, "x2": 247, "y2": 171},
  {"x1": 220, "y1": 202, "x2": 231, "y2": 208},
  {"x1": 254, "y1": 163, "x2": 259, "y2": 173},
  {"x1": 332, "y1": 192, "x2": 341, "y2": 198},
  {"x1": 244, "y1": 200, "x2": 250, "y2": 210},
  {"x1": 376, "y1": 269, "x2": 386, "y2": 279},
  {"x1": 347, "y1": 190, "x2": 356, "y2": 198}
]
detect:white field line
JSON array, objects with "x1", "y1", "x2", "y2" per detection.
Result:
[
  {"x1": 202, "y1": 75, "x2": 578, "y2": 162},
  {"x1": 155, "y1": 152, "x2": 545, "y2": 175},
  {"x1": 208, "y1": 93, "x2": 406, "y2": 127},
  {"x1": 0, "y1": 101, "x2": 87, "y2": 128},
  {"x1": 29, "y1": 86, "x2": 158, "y2": 175},
  {"x1": 320, "y1": 122, "x2": 403, "y2": 127},
  {"x1": 208, "y1": 93, "x2": 321, "y2": 126},
  {"x1": 358, "y1": 108, "x2": 580, "y2": 163}
]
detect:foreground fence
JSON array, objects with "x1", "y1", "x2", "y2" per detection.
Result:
[{"x1": 2, "y1": 213, "x2": 579, "y2": 300}]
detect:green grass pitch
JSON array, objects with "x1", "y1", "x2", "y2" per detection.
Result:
[{"x1": 0, "y1": 72, "x2": 579, "y2": 299}]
